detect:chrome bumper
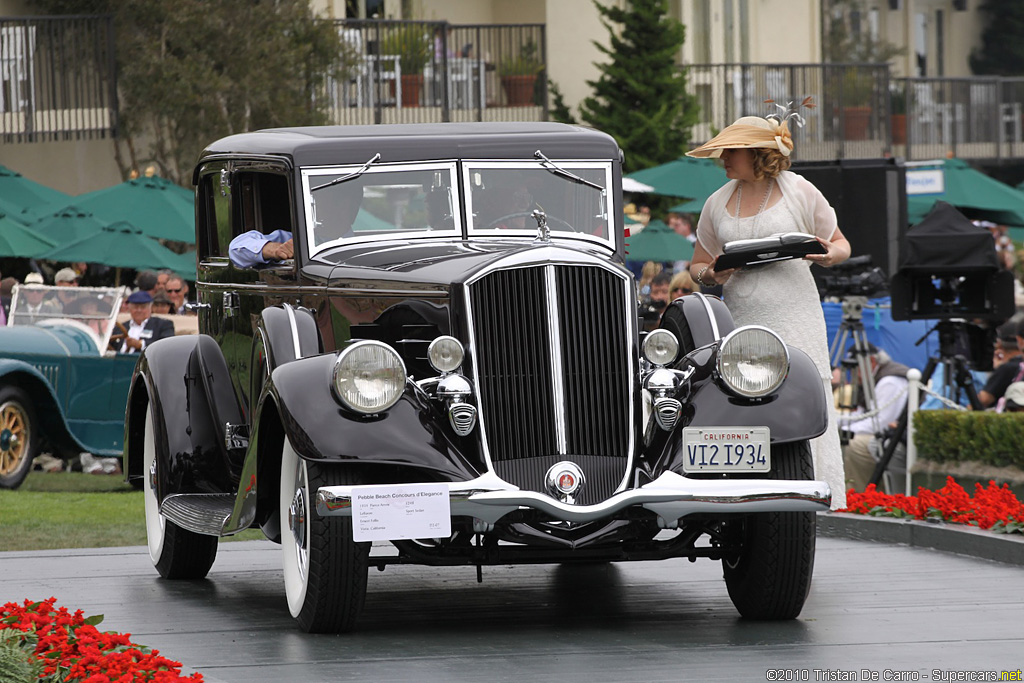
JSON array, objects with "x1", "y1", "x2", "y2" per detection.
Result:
[{"x1": 315, "y1": 471, "x2": 831, "y2": 527}]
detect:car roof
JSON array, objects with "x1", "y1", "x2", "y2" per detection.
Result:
[{"x1": 196, "y1": 122, "x2": 622, "y2": 172}]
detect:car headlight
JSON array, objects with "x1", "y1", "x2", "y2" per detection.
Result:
[
  {"x1": 427, "y1": 335, "x2": 464, "y2": 374},
  {"x1": 642, "y1": 329, "x2": 679, "y2": 367},
  {"x1": 332, "y1": 341, "x2": 407, "y2": 414},
  {"x1": 716, "y1": 326, "x2": 789, "y2": 398}
]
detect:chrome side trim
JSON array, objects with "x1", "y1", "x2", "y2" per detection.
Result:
[
  {"x1": 316, "y1": 471, "x2": 831, "y2": 525},
  {"x1": 282, "y1": 303, "x2": 301, "y2": 360},
  {"x1": 693, "y1": 292, "x2": 720, "y2": 341},
  {"x1": 545, "y1": 265, "x2": 568, "y2": 454}
]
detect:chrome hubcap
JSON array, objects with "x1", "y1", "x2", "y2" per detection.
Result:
[{"x1": 289, "y1": 488, "x2": 306, "y2": 549}]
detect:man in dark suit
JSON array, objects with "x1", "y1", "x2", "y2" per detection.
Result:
[{"x1": 118, "y1": 290, "x2": 175, "y2": 354}]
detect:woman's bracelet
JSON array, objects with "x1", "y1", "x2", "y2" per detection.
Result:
[{"x1": 696, "y1": 264, "x2": 711, "y2": 286}]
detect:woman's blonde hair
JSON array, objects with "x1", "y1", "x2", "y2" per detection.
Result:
[
  {"x1": 751, "y1": 148, "x2": 792, "y2": 179},
  {"x1": 639, "y1": 260, "x2": 663, "y2": 287},
  {"x1": 668, "y1": 270, "x2": 700, "y2": 298}
]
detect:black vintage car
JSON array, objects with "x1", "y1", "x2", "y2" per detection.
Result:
[{"x1": 125, "y1": 122, "x2": 831, "y2": 633}]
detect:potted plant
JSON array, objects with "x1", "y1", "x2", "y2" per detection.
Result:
[
  {"x1": 840, "y1": 69, "x2": 875, "y2": 141},
  {"x1": 890, "y1": 85, "x2": 908, "y2": 146},
  {"x1": 380, "y1": 24, "x2": 432, "y2": 107},
  {"x1": 498, "y1": 40, "x2": 543, "y2": 107}
]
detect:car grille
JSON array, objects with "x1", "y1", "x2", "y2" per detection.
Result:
[{"x1": 468, "y1": 264, "x2": 633, "y2": 505}]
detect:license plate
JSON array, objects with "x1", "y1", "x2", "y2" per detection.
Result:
[{"x1": 681, "y1": 427, "x2": 771, "y2": 473}]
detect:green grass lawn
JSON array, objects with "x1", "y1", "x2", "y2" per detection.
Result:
[{"x1": 0, "y1": 471, "x2": 264, "y2": 551}]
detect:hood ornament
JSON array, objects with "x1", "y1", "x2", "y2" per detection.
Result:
[{"x1": 532, "y1": 208, "x2": 550, "y2": 243}]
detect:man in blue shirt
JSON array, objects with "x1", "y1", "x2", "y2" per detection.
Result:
[
  {"x1": 229, "y1": 230, "x2": 294, "y2": 269},
  {"x1": 228, "y1": 179, "x2": 366, "y2": 268}
]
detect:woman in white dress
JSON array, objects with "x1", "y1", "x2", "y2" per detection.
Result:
[{"x1": 685, "y1": 115, "x2": 852, "y2": 509}]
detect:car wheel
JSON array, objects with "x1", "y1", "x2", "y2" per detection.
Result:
[
  {"x1": 722, "y1": 440, "x2": 816, "y2": 620},
  {"x1": 280, "y1": 438, "x2": 369, "y2": 633},
  {"x1": 143, "y1": 406, "x2": 218, "y2": 579},
  {"x1": 0, "y1": 386, "x2": 37, "y2": 490}
]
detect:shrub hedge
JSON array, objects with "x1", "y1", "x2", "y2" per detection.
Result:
[{"x1": 914, "y1": 410, "x2": 1024, "y2": 469}]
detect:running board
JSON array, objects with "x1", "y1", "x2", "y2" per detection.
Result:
[{"x1": 160, "y1": 494, "x2": 234, "y2": 536}]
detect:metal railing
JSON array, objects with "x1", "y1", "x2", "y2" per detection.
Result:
[
  {"x1": 686, "y1": 62, "x2": 1024, "y2": 162},
  {"x1": 0, "y1": 15, "x2": 117, "y2": 143},
  {"x1": 323, "y1": 20, "x2": 547, "y2": 125}
]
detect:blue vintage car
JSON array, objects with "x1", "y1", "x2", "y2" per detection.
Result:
[{"x1": 0, "y1": 284, "x2": 135, "y2": 488}]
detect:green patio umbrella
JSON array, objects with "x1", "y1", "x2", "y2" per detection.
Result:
[
  {"x1": 31, "y1": 205, "x2": 110, "y2": 245},
  {"x1": 668, "y1": 197, "x2": 708, "y2": 214},
  {"x1": 625, "y1": 219, "x2": 694, "y2": 263},
  {"x1": 69, "y1": 175, "x2": 195, "y2": 243},
  {"x1": 0, "y1": 164, "x2": 72, "y2": 216},
  {"x1": 0, "y1": 213, "x2": 56, "y2": 257},
  {"x1": 38, "y1": 222, "x2": 197, "y2": 280},
  {"x1": 907, "y1": 158, "x2": 1024, "y2": 226},
  {"x1": 625, "y1": 157, "x2": 728, "y2": 201}
]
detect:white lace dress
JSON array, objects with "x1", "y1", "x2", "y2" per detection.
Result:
[{"x1": 699, "y1": 198, "x2": 847, "y2": 510}]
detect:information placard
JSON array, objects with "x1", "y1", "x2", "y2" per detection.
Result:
[{"x1": 350, "y1": 484, "x2": 451, "y2": 542}]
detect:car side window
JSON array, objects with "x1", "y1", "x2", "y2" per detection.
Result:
[{"x1": 198, "y1": 172, "x2": 232, "y2": 260}]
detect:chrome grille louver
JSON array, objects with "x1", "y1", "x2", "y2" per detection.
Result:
[{"x1": 468, "y1": 263, "x2": 634, "y2": 505}]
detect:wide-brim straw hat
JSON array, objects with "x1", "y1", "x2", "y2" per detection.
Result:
[{"x1": 686, "y1": 116, "x2": 794, "y2": 159}]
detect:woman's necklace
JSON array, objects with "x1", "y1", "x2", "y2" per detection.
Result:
[{"x1": 735, "y1": 177, "x2": 774, "y2": 228}]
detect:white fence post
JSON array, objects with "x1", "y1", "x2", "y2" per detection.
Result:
[{"x1": 905, "y1": 368, "x2": 921, "y2": 497}]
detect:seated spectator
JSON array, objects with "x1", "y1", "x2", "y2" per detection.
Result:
[
  {"x1": 668, "y1": 271, "x2": 700, "y2": 300},
  {"x1": 1, "y1": 276, "x2": 15, "y2": 318},
  {"x1": 1003, "y1": 382, "x2": 1024, "y2": 413},
  {"x1": 640, "y1": 271, "x2": 672, "y2": 332},
  {"x1": 135, "y1": 270, "x2": 159, "y2": 297},
  {"x1": 841, "y1": 346, "x2": 910, "y2": 493},
  {"x1": 54, "y1": 267, "x2": 79, "y2": 310},
  {"x1": 16, "y1": 273, "x2": 62, "y2": 324},
  {"x1": 151, "y1": 292, "x2": 175, "y2": 315},
  {"x1": 114, "y1": 291, "x2": 174, "y2": 354},
  {"x1": 978, "y1": 320, "x2": 1024, "y2": 409},
  {"x1": 163, "y1": 276, "x2": 191, "y2": 315}
]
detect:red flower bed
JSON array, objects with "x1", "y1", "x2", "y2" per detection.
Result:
[
  {"x1": 842, "y1": 476, "x2": 1024, "y2": 534},
  {"x1": 0, "y1": 597, "x2": 203, "y2": 682}
]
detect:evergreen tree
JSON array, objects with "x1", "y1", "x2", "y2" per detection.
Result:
[
  {"x1": 577, "y1": 0, "x2": 698, "y2": 174},
  {"x1": 970, "y1": 0, "x2": 1024, "y2": 76},
  {"x1": 548, "y1": 81, "x2": 577, "y2": 125}
]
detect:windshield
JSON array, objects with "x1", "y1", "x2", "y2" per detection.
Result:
[
  {"x1": 302, "y1": 162, "x2": 460, "y2": 255},
  {"x1": 464, "y1": 161, "x2": 612, "y2": 244},
  {"x1": 7, "y1": 285, "x2": 127, "y2": 352}
]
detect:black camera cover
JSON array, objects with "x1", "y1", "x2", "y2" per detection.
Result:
[
  {"x1": 899, "y1": 201, "x2": 1000, "y2": 273},
  {"x1": 891, "y1": 201, "x2": 1014, "y2": 320},
  {"x1": 716, "y1": 232, "x2": 826, "y2": 270}
]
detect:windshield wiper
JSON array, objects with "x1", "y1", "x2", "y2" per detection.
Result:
[
  {"x1": 311, "y1": 153, "x2": 381, "y2": 192},
  {"x1": 533, "y1": 150, "x2": 607, "y2": 194}
]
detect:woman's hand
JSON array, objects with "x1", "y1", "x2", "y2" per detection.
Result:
[
  {"x1": 705, "y1": 262, "x2": 736, "y2": 285},
  {"x1": 692, "y1": 260, "x2": 736, "y2": 287},
  {"x1": 805, "y1": 232, "x2": 851, "y2": 268}
]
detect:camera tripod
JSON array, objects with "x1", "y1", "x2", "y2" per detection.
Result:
[
  {"x1": 869, "y1": 321, "x2": 983, "y2": 488},
  {"x1": 829, "y1": 296, "x2": 878, "y2": 428}
]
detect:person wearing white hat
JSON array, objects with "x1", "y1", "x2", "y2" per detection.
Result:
[
  {"x1": 685, "y1": 109, "x2": 852, "y2": 509},
  {"x1": 15, "y1": 273, "x2": 62, "y2": 325}
]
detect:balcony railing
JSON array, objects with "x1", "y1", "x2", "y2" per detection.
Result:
[
  {"x1": 322, "y1": 20, "x2": 547, "y2": 125},
  {"x1": 686, "y1": 62, "x2": 1024, "y2": 162},
  {"x1": 0, "y1": 15, "x2": 117, "y2": 143}
]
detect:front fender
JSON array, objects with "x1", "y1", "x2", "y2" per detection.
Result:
[
  {"x1": 648, "y1": 344, "x2": 829, "y2": 474},
  {"x1": 0, "y1": 359, "x2": 89, "y2": 455},
  {"x1": 267, "y1": 353, "x2": 481, "y2": 481},
  {"x1": 124, "y1": 335, "x2": 236, "y2": 494}
]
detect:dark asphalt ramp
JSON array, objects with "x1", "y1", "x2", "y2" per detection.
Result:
[{"x1": 1, "y1": 533, "x2": 1020, "y2": 682}]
